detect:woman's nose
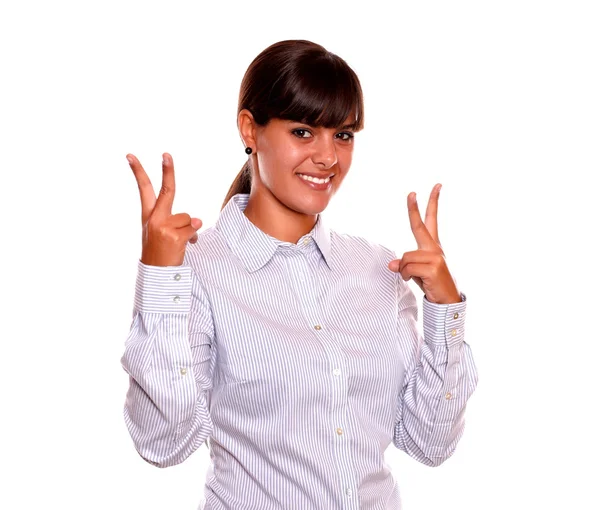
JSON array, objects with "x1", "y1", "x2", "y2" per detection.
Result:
[{"x1": 310, "y1": 136, "x2": 337, "y2": 169}]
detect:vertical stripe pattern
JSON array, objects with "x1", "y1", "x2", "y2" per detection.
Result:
[{"x1": 121, "y1": 193, "x2": 478, "y2": 509}]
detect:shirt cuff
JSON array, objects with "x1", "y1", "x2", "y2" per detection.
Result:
[
  {"x1": 422, "y1": 292, "x2": 467, "y2": 348},
  {"x1": 133, "y1": 259, "x2": 193, "y2": 314}
]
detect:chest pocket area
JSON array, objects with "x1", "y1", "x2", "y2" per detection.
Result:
[{"x1": 214, "y1": 304, "x2": 327, "y2": 379}]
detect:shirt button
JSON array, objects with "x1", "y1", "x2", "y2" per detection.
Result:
[
  {"x1": 336, "y1": 428, "x2": 343, "y2": 435},
  {"x1": 174, "y1": 273, "x2": 182, "y2": 281},
  {"x1": 450, "y1": 328, "x2": 457, "y2": 336},
  {"x1": 346, "y1": 488, "x2": 353, "y2": 497},
  {"x1": 332, "y1": 368, "x2": 341, "y2": 376},
  {"x1": 445, "y1": 392, "x2": 452, "y2": 400},
  {"x1": 180, "y1": 368, "x2": 188, "y2": 375},
  {"x1": 303, "y1": 238, "x2": 309, "y2": 245},
  {"x1": 173, "y1": 295, "x2": 181, "y2": 303},
  {"x1": 314, "y1": 325, "x2": 322, "y2": 330},
  {"x1": 453, "y1": 312, "x2": 459, "y2": 319}
]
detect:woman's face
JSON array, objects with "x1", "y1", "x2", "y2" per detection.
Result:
[{"x1": 246, "y1": 112, "x2": 356, "y2": 216}]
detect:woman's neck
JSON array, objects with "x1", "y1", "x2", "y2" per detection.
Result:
[{"x1": 243, "y1": 188, "x2": 317, "y2": 244}]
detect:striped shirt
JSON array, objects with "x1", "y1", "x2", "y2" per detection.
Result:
[{"x1": 121, "y1": 193, "x2": 478, "y2": 510}]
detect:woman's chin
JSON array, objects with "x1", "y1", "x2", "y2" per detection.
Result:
[{"x1": 288, "y1": 193, "x2": 333, "y2": 216}]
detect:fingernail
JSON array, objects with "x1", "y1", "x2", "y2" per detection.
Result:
[
  {"x1": 163, "y1": 154, "x2": 168, "y2": 165},
  {"x1": 126, "y1": 155, "x2": 133, "y2": 164}
]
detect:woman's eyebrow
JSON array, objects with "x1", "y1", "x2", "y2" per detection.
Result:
[{"x1": 288, "y1": 121, "x2": 355, "y2": 130}]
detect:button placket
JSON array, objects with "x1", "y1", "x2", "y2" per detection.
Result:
[{"x1": 286, "y1": 252, "x2": 357, "y2": 505}]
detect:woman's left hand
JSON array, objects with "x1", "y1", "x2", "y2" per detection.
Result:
[{"x1": 387, "y1": 184, "x2": 462, "y2": 304}]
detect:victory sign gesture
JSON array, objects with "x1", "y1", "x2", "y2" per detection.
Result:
[
  {"x1": 127, "y1": 152, "x2": 202, "y2": 267},
  {"x1": 388, "y1": 184, "x2": 461, "y2": 304}
]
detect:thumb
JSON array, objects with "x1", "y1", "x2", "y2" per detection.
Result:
[
  {"x1": 388, "y1": 258, "x2": 402, "y2": 272},
  {"x1": 191, "y1": 218, "x2": 202, "y2": 230}
]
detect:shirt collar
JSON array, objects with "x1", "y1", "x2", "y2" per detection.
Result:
[{"x1": 216, "y1": 193, "x2": 332, "y2": 273}]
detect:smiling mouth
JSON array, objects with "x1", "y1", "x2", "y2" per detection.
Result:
[
  {"x1": 296, "y1": 173, "x2": 334, "y2": 191},
  {"x1": 296, "y1": 173, "x2": 334, "y2": 184}
]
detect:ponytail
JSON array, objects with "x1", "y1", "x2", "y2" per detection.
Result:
[{"x1": 221, "y1": 161, "x2": 252, "y2": 211}]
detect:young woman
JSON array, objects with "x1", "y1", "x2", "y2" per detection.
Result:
[{"x1": 121, "y1": 39, "x2": 478, "y2": 510}]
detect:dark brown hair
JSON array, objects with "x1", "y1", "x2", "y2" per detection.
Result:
[{"x1": 221, "y1": 40, "x2": 365, "y2": 210}]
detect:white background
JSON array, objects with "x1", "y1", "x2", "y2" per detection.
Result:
[{"x1": 1, "y1": 1, "x2": 598, "y2": 509}]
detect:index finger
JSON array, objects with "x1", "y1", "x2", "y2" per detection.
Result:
[
  {"x1": 127, "y1": 153, "x2": 156, "y2": 224},
  {"x1": 154, "y1": 152, "x2": 176, "y2": 216},
  {"x1": 407, "y1": 192, "x2": 437, "y2": 249}
]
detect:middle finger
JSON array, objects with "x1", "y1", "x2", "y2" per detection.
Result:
[
  {"x1": 127, "y1": 153, "x2": 157, "y2": 224},
  {"x1": 424, "y1": 183, "x2": 441, "y2": 244}
]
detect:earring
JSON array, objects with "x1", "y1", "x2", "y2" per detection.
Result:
[{"x1": 245, "y1": 147, "x2": 253, "y2": 155}]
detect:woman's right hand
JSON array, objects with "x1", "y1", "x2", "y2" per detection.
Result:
[{"x1": 127, "y1": 152, "x2": 202, "y2": 267}]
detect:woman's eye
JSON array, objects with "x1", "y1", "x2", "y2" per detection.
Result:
[
  {"x1": 336, "y1": 131, "x2": 354, "y2": 141},
  {"x1": 292, "y1": 129, "x2": 312, "y2": 138}
]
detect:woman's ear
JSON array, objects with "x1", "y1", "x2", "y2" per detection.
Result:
[{"x1": 238, "y1": 109, "x2": 257, "y2": 151}]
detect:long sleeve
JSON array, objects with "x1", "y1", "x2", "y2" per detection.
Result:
[
  {"x1": 120, "y1": 258, "x2": 215, "y2": 468},
  {"x1": 392, "y1": 270, "x2": 478, "y2": 466}
]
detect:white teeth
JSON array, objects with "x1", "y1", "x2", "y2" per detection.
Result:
[{"x1": 298, "y1": 174, "x2": 331, "y2": 184}]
